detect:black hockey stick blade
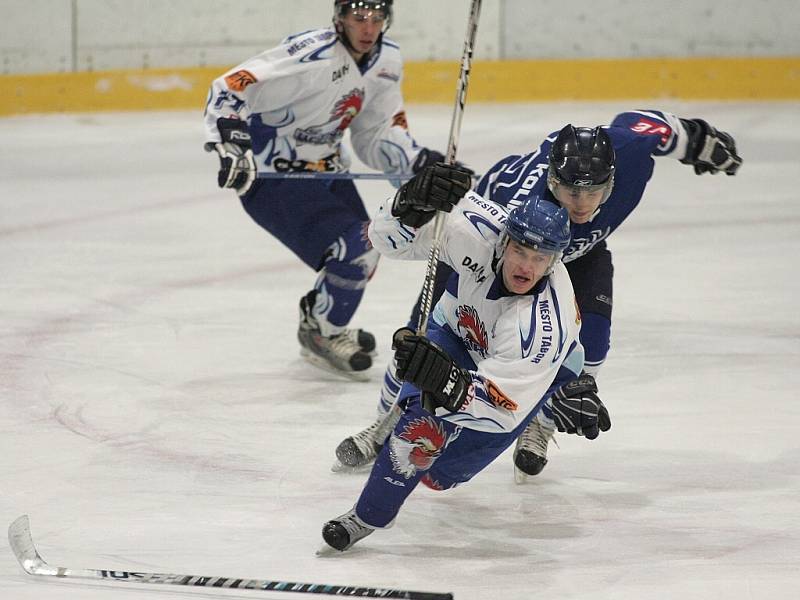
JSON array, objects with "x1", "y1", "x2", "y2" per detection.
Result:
[{"x1": 8, "y1": 515, "x2": 453, "y2": 599}]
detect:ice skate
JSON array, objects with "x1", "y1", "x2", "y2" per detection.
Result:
[
  {"x1": 321, "y1": 508, "x2": 375, "y2": 552},
  {"x1": 332, "y1": 407, "x2": 401, "y2": 471},
  {"x1": 298, "y1": 292, "x2": 373, "y2": 381},
  {"x1": 340, "y1": 326, "x2": 377, "y2": 355},
  {"x1": 513, "y1": 413, "x2": 556, "y2": 483}
]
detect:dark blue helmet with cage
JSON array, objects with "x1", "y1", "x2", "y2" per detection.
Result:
[
  {"x1": 547, "y1": 124, "x2": 616, "y2": 202},
  {"x1": 502, "y1": 195, "x2": 571, "y2": 274},
  {"x1": 334, "y1": 0, "x2": 393, "y2": 31}
]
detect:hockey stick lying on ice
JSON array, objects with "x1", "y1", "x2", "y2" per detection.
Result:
[{"x1": 8, "y1": 515, "x2": 453, "y2": 600}]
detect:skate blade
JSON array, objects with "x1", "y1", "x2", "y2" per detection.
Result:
[
  {"x1": 331, "y1": 459, "x2": 374, "y2": 474},
  {"x1": 315, "y1": 543, "x2": 344, "y2": 557},
  {"x1": 514, "y1": 466, "x2": 529, "y2": 485},
  {"x1": 299, "y1": 349, "x2": 371, "y2": 382}
]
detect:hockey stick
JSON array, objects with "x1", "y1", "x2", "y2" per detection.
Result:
[
  {"x1": 331, "y1": 0, "x2": 483, "y2": 471},
  {"x1": 413, "y1": 0, "x2": 482, "y2": 413},
  {"x1": 416, "y1": 0, "x2": 482, "y2": 337},
  {"x1": 257, "y1": 172, "x2": 413, "y2": 181},
  {"x1": 8, "y1": 515, "x2": 453, "y2": 600}
]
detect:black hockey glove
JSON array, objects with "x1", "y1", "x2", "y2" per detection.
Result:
[
  {"x1": 680, "y1": 118, "x2": 742, "y2": 176},
  {"x1": 549, "y1": 373, "x2": 611, "y2": 440},
  {"x1": 204, "y1": 117, "x2": 257, "y2": 195},
  {"x1": 392, "y1": 327, "x2": 471, "y2": 412},
  {"x1": 391, "y1": 163, "x2": 472, "y2": 228},
  {"x1": 412, "y1": 147, "x2": 476, "y2": 178}
]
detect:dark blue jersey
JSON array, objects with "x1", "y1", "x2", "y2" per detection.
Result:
[{"x1": 475, "y1": 110, "x2": 688, "y2": 262}]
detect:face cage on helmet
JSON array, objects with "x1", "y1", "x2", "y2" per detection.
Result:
[
  {"x1": 335, "y1": 1, "x2": 392, "y2": 31},
  {"x1": 547, "y1": 169, "x2": 615, "y2": 205}
]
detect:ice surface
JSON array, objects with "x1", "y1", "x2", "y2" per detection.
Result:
[{"x1": 1, "y1": 101, "x2": 798, "y2": 599}]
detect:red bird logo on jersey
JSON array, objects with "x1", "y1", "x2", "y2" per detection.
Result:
[
  {"x1": 294, "y1": 88, "x2": 365, "y2": 146},
  {"x1": 456, "y1": 305, "x2": 488, "y2": 358},
  {"x1": 389, "y1": 417, "x2": 449, "y2": 479},
  {"x1": 332, "y1": 88, "x2": 364, "y2": 131}
]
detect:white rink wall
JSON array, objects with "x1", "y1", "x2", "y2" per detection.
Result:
[{"x1": 3, "y1": 0, "x2": 799, "y2": 74}]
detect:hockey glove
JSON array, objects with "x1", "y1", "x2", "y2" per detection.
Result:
[
  {"x1": 391, "y1": 163, "x2": 472, "y2": 228},
  {"x1": 549, "y1": 373, "x2": 611, "y2": 440},
  {"x1": 205, "y1": 117, "x2": 257, "y2": 195},
  {"x1": 412, "y1": 147, "x2": 476, "y2": 178},
  {"x1": 680, "y1": 118, "x2": 742, "y2": 176},
  {"x1": 392, "y1": 327, "x2": 471, "y2": 412}
]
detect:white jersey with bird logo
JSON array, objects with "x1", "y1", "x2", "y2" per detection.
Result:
[
  {"x1": 203, "y1": 27, "x2": 422, "y2": 175},
  {"x1": 369, "y1": 190, "x2": 585, "y2": 433}
]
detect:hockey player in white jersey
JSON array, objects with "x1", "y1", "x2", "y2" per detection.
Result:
[
  {"x1": 203, "y1": 0, "x2": 451, "y2": 379},
  {"x1": 321, "y1": 164, "x2": 611, "y2": 551},
  {"x1": 335, "y1": 109, "x2": 741, "y2": 476}
]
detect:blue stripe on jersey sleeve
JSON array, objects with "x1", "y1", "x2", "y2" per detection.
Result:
[
  {"x1": 559, "y1": 339, "x2": 584, "y2": 380},
  {"x1": 445, "y1": 270, "x2": 459, "y2": 297}
]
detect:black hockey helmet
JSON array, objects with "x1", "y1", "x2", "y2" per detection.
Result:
[
  {"x1": 334, "y1": 0, "x2": 393, "y2": 30},
  {"x1": 547, "y1": 125, "x2": 616, "y2": 199}
]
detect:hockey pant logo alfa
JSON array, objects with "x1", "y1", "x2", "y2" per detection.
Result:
[{"x1": 388, "y1": 416, "x2": 455, "y2": 479}]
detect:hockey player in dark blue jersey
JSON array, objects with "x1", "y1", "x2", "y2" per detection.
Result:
[{"x1": 334, "y1": 109, "x2": 741, "y2": 479}]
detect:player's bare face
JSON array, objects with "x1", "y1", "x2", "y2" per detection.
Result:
[
  {"x1": 341, "y1": 9, "x2": 386, "y2": 61},
  {"x1": 502, "y1": 240, "x2": 555, "y2": 294},
  {"x1": 554, "y1": 185, "x2": 606, "y2": 224}
]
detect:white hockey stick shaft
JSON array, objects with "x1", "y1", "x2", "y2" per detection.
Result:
[
  {"x1": 8, "y1": 515, "x2": 452, "y2": 600},
  {"x1": 257, "y1": 172, "x2": 413, "y2": 181},
  {"x1": 331, "y1": 2, "x2": 483, "y2": 460},
  {"x1": 416, "y1": 0, "x2": 482, "y2": 335}
]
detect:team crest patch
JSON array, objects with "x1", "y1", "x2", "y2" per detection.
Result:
[
  {"x1": 486, "y1": 379, "x2": 518, "y2": 411},
  {"x1": 224, "y1": 70, "x2": 257, "y2": 92},
  {"x1": 389, "y1": 416, "x2": 448, "y2": 479},
  {"x1": 391, "y1": 110, "x2": 408, "y2": 129},
  {"x1": 294, "y1": 88, "x2": 364, "y2": 145},
  {"x1": 456, "y1": 305, "x2": 488, "y2": 358},
  {"x1": 332, "y1": 89, "x2": 364, "y2": 131}
]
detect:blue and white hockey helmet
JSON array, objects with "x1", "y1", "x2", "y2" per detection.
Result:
[{"x1": 505, "y1": 195, "x2": 571, "y2": 256}]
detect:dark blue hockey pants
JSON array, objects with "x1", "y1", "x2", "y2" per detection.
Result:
[{"x1": 355, "y1": 322, "x2": 541, "y2": 528}]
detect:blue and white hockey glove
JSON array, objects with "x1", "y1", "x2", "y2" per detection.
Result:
[
  {"x1": 680, "y1": 118, "x2": 742, "y2": 176},
  {"x1": 392, "y1": 163, "x2": 472, "y2": 228},
  {"x1": 205, "y1": 117, "x2": 256, "y2": 195},
  {"x1": 392, "y1": 327, "x2": 471, "y2": 412},
  {"x1": 549, "y1": 373, "x2": 611, "y2": 440}
]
